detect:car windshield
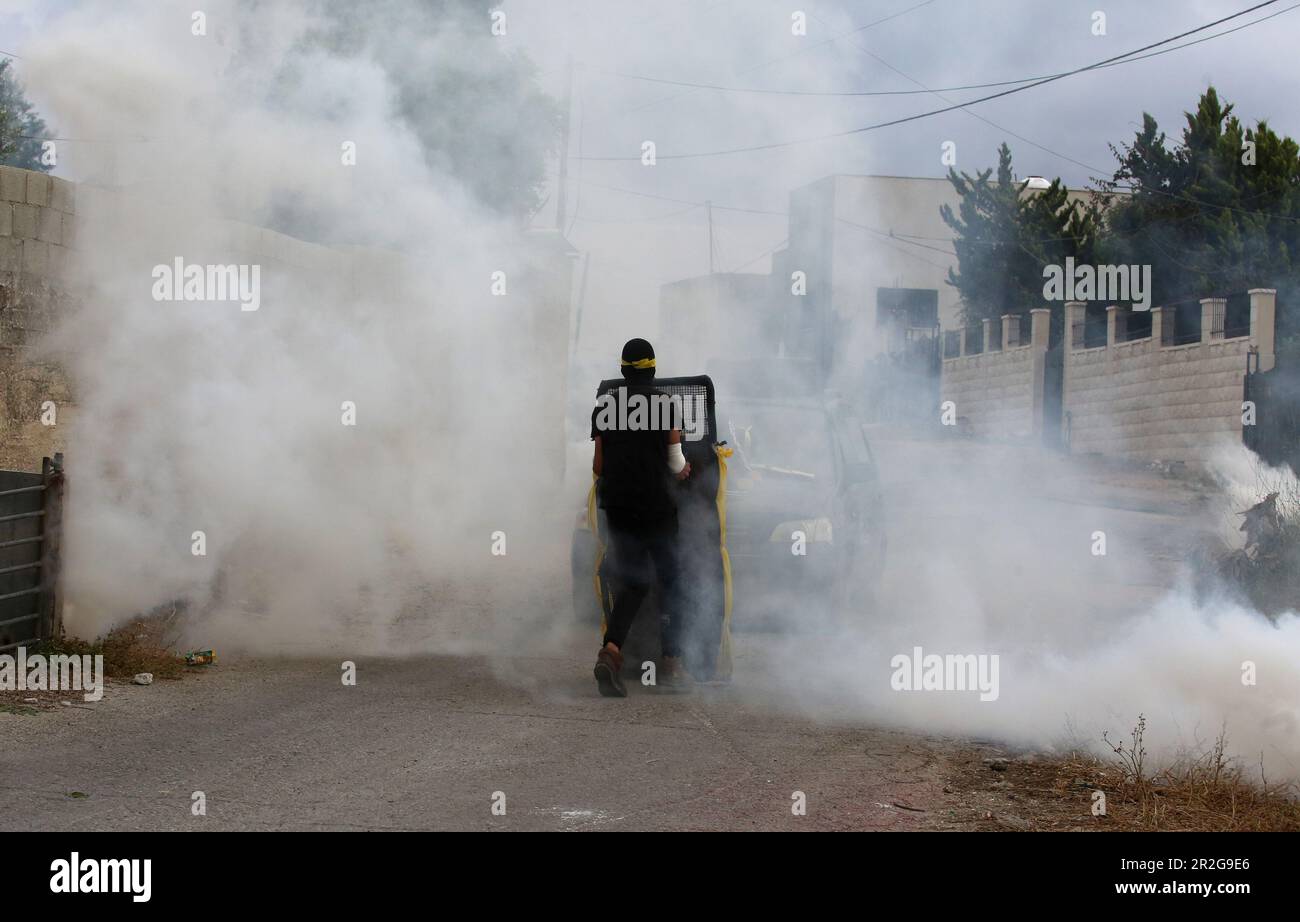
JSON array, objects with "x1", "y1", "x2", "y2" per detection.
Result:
[{"x1": 719, "y1": 404, "x2": 833, "y2": 480}]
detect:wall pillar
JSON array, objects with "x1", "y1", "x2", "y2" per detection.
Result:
[
  {"x1": 1250, "y1": 288, "x2": 1277, "y2": 372},
  {"x1": 1064, "y1": 301, "x2": 1084, "y2": 348},
  {"x1": 1201, "y1": 297, "x2": 1226, "y2": 343},
  {"x1": 1001, "y1": 314, "x2": 1015, "y2": 350},
  {"x1": 982, "y1": 317, "x2": 995, "y2": 353},
  {"x1": 1030, "y1": 308, "x2": 1050, "y2": 350},
  {"x1": 1028, "y1": 309, "x2": 1051, "y2": 437},
  {"x1": 1106, "y1": 305, "x2": 1120, "y2": 347},
  {"x1": 1151, "y1": 306, "x2": 1166, "y2": 348},
  {"x1": 958, "y1": 326, "x2": 968, "y2": 357}
]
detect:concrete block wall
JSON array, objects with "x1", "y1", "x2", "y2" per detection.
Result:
[
  {"x1": 1062, "y1": 293, "x2": 1275, "y2": 464},
  {"x1": 0, "y1": 168, "x2": 574, "y2": 474},
  {"x1": 0, "y1": 166, "x2": 77, "y2": 347},
  {"x1": 939, "y1": 309, "x2": 1050, "y2": 439},
  {"x1": 0, "y1": 166, "x2": 78, "y2": 464}
]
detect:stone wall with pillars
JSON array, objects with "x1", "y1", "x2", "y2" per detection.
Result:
[
  {"x1": 1061, "y1": 290, "x2": 1275, "y2": 464},
  {"x1": 939, "y1": 309, "x2": 1050, "y2": 439}
]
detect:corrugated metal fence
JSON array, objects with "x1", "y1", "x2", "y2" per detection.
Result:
[{"x1": 0, "y1": 453, "x2": 64, "y2": 652}]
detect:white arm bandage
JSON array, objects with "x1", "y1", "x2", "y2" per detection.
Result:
[{"x1": 666, "y1": 441, "x2": 686, "y2": 474}]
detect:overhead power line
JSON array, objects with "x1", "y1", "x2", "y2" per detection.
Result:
[
  {"x1": 576, "y1": 1, "x2": 1283, "y2": 162},
  {"x1": 570, "y1": 177, "x2": 952, "y2": 270},
  {"x1": 602, "y1": 0, "x2": 942, "y2": 121},
  {"x1": 571, "y1": 202, "x2": 701, "y2": 226},
  {"x1": 731, "y1": 235, "x2": 788, "y2": 273},
  {"x1": 580, "y1": 1, "x2": 1300, "y2": 99},
  {"x1": 572, "y1": 161, "x2": 1300, "y2": 265},
  {"x1": 574, "y1": 178, "x2": 785, "y2": 217},
  {"x1": 796, "y1": 4, "x2": 1300, "y2": 228}
]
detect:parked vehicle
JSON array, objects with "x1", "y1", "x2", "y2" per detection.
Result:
[{"x1": 571, "y1": 385, "x2": 885, "y2": 633}]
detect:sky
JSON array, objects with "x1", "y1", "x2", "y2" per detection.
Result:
[
  {"x1": 508, "y1": 0, "x2": 1300, "y2": 356},
  {"x1": 3, "y1": 0, "x2": 1298, "y2": 354}
]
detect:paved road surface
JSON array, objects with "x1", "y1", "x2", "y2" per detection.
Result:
[
  {"x1": 0, "y1": 434, "x2": 1212, "y2": 831},
  {"x1": 1, "y1": 650, "x2": 965, "y2": 831}
]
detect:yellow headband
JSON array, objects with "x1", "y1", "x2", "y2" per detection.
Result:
[{"x1": 620, "y1": 357, "x2": 656, "y2": 369}]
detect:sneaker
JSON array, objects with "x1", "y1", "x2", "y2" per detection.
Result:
[
  {"x1": 594, "y1": 646, "x2": 627, "y2": 698},
  {"x1": 658, "y1": 655, "x2": 695, "y2": 690}
]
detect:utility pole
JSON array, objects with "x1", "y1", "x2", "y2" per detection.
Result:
[
  {"x1": 571, "y1": 250, "x2": 590, "y2": 350},
  {"x1": 555, "y1": 54, "x2": 573, "y2": 233},
  {"x1": 706, "y1": 200, "x2": 714, "y2": 275}
]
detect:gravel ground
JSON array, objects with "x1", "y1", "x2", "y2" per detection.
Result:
[{"x1": 0, "y1": 433, "x2": 1212, "y2": 831}]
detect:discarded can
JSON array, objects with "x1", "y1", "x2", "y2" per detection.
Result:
[{"x1": 184, "y1": 650, "x2": 217, "y2": 666}]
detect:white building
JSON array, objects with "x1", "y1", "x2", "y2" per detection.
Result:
[{"x1": 776, "y1": 174, "x2": 1106, "y2": 368}]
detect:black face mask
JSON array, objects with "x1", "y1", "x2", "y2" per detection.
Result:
[{"x1": 620, "y1": 367, "x2": 655, "y2": 384}]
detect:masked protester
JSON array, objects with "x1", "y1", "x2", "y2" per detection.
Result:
[{"x1": 590, "y1": 338, "x2": 692, "y2": 697}]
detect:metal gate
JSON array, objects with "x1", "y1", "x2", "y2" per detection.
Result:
[
  {"x1": 862, "y1": 324, "x2": 941, "y2": 425},
  {"x1": 0, "y1": 453, "x2": 64, "y2": 653}
]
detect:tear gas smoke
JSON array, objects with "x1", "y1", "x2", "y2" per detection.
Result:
[
  {"x1": 12, "y1": 0, "x2": 1300, "y2": 780},
  {"x1": 25, "y1": 0, "x2": 574, "y2": 655}
]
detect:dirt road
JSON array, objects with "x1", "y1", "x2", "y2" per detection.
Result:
[
  {"x1": 0, "y1": 434, "x2": 1214, "y2": 831},
  {"x1": 0, "y1": 648, "x2": 977, "y2": 831}
]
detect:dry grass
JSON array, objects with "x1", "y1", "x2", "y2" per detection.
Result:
[
  {"x1": 946, "y1": 716, "x2": 1300, "y2": 831},
  {"x1": 1095, "y1": 716, "x2": 1300, "y2": 831},
  {"x1": 35, "y1": 608, "x2": 187, "y2": 680},
  {"x1": 1, "y1": 610, "x2": 191, "y2": 713}
]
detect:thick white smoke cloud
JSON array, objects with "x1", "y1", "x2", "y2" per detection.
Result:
[
  {"x1": 744, "y1": 439, "x2": 1300, "y2": 779},
  {"x1": 21, "y1": 0, "x2": 570, "y2": 654},
  {"x1": 9, "y1": 0, "x2": 1300, "y2": 782}
]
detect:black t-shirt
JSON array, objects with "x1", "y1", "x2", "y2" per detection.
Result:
[{"x1": 591, "y1": 383, "x2": 682, "y2": 527}]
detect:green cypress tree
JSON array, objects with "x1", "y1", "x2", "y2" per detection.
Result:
[{"x1": 0, "y1": 59, "x2": 54, "y2": 173}]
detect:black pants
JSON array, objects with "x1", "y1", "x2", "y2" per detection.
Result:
[{"x1": 602, "y1": 515, "x2": 683, "y2": 657}]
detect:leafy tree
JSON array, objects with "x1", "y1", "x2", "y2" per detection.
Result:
[
  {"x1": 941, "y1": 143, "x2": 1102, "y2": 343},
  {"x1": 0, "y1": 59, "x2": 54, "y2": 173},
  {"x1": 1096, "y1": 87, "x2": 1300, "y2": 344}
]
